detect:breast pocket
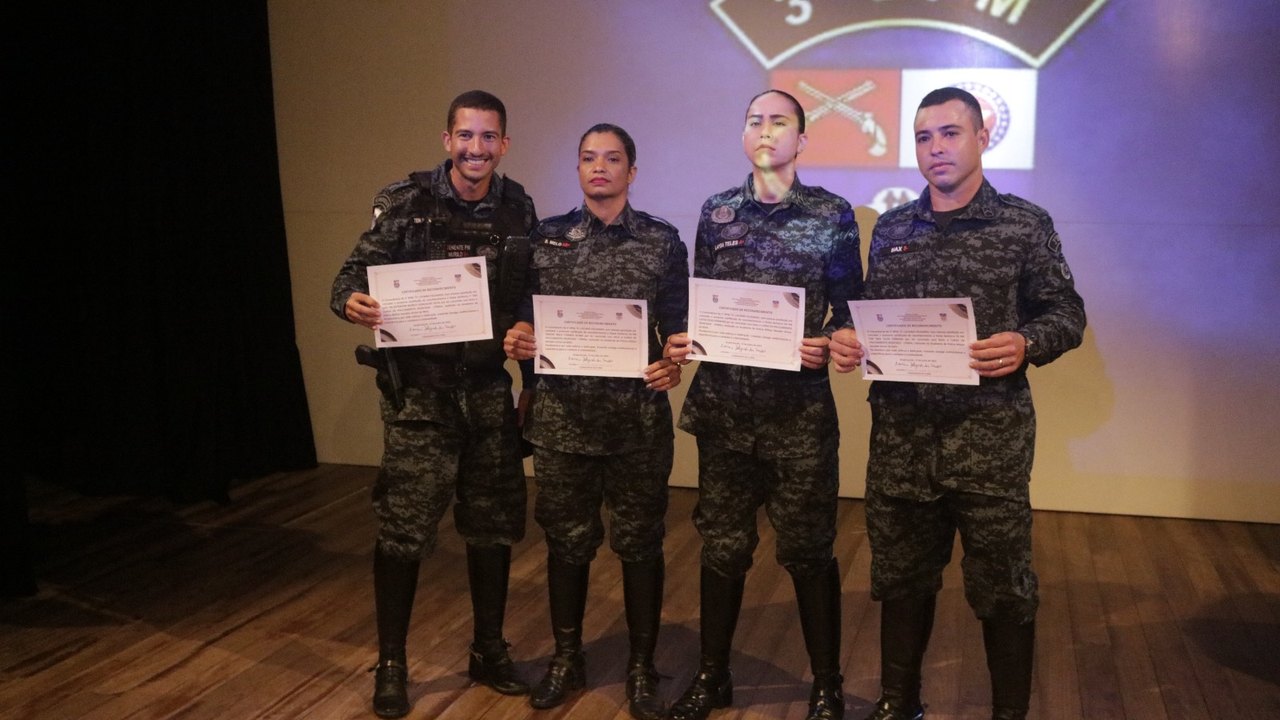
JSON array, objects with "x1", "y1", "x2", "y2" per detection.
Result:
[
  {"x1": 607, "y1": 242, "x2": 668, "y2": 299},
  {"x1": 710, "y1": 244, "x2": 748, "y2": 279},
  {"x1": 531, "y1": 246, "x2": 579, "y2": 293},
  {"x1": 955, "y1": 251, "x2": 1020, "y2": 337},
  {"x1": 865, "y1": 251, "x2": 919, "y2": 299}
]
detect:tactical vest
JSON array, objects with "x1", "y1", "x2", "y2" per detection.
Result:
[{"x1": 397, "y1": 172, "x2": 532, "y2": 372}]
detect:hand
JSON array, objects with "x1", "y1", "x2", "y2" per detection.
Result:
[
  {"x1": 664, "y1": 332, "x2": 693, "y2": 366},
  {"x1": 504, "y1": 322, "x2": 537, "y2": 361},
  {"x1": 345, "y1": 292, "x2": 382, "y2": 329},
  {"x1": 798, "y1": 336, "x2": 830, "y2": 370},
  {"x1": 970, "y1": 331, "x2": 1027, "y2": 378},
  {"x1": 829, "y1": 327, "x2": 863, "y2": 373},
  {"x1": 644, "y1": 358, "x2": 682, "y2": 392}
]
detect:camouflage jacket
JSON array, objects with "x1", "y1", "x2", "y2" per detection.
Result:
[
  {"x1": 863, "y1": 179, "x2": 1085, "y2": 410},
  {"x1": 519, "y1": 204, "x2": 688, "y2": 455},
  {"x1": 330, "y1": 160, "x2": 537, "y2": 422},
  {"x1": 678, "y1": 174, "x2": 863, "y2": 458},
  {"x1": 863, "y1": 180, "x2": 1085, "y2": 499}
]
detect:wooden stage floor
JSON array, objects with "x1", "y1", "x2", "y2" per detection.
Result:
[{"x1": 3, "y1": 464, "x2": 1277, "y2": 719}]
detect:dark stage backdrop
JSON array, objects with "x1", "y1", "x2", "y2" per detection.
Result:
[{"x1": 12, "y1": 2, "x2": 315, "y2": 517}]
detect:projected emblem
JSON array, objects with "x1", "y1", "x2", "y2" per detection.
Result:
[
  {"x1": 772, "y1": 69, "x2": 900, "y2": 167},
  {"x1": 869, "y1": 187, "x2": 920, "y2": 215},
  {"x1": 797, "y1": 80, "x2": 887, "y2": 157},
  {"x1": 954, "y1": 81, "x2": 1011, "y2": 151},
  {"x1": 899, "y1": 69, "x2": 1038, "y2": 169}
]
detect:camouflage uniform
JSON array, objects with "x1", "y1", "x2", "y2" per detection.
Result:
[
  {"x1": 519, "y1": 204, "x2": 688, "y2": 565},
  {"x1": 678, "y1": 174, "x2": 863, "y2": 578},
  {"x1": 331, "y1": 160, "x2": 537, "y2": 560},
  {"x1": 862, "y1": 179, "x2": 1085, "y2": 622}
]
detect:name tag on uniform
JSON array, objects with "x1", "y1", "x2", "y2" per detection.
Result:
[{"x1": 713, "y1": 238, "x2": 747, "y2": 253}]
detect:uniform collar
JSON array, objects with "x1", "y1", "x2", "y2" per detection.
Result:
[
  {"x1": 739, "y1": 173, "x2": 815, "y2": 211},
  {"x1": 915, "y1": 178, "x2": 1000, "y2": 223},
  {"x1": 578, "y1": 202, "x2": 638, "y2": 236},
  {"x1": 425, "y1": 160, "x2": 505, "y2": 211}
]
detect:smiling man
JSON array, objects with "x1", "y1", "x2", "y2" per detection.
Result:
[
  {"x1": 330, "y1": 90, "x2": 537, "y2": 719},
  {"x1": 665, "y1": 90, "x2": 863, "y2": 720},
  {"x1": 830, "y1": 87, "x2": 1086, "y2": 720}
]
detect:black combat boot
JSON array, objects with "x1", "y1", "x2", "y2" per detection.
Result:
[
  {"x1": 668, "y1": 567, "x2": 745, "y2": 720},
  {"x1": 529, "y1": 556, "x2": 590, "y2": 709},
  {"x1": 983, "y1": 619, "x2": 1035, "y2": 720},
  {"x1": 465, "y1": 544, "x2": 529, "y2": 695},
  {"x1": 791, "y1": 558, "x2": 845, "y2": 720},
  {"x1": 864, "y1": 595, "x2": 935, "y2": 720},
  {"x1": 371, "y1": 544, "x2": 420, "y2": 719},
  {"x1": 622, "y1": 557, "x2": 666, "y2": 720}
]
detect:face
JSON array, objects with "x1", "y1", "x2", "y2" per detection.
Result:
[
  {"x1": 914, "y1": 99, "x2": 989, "y2": 196},
  {"x1": 442, "y1": 108, "x2": 509, "y2": 188},
  {"x1": 742, "y1": 91, "x2": 807, "y2": 171},
  {"x1": 577, "y1": 131, "x2": 635, "y2": 203}
]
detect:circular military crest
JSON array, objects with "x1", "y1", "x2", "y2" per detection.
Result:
[
  {"x1": 953, "y1": 81, "x2": 1010, "y2": 151},
  {"x1": 566, "y1": 225, "x2": 587, "y2": 241},
  {"x1": 720, "y1": 221, "x2": 749, "y2": 240},
  {"x1": 479, "y1": 245, "x2": 500, "y2": 260},
  {"x1": 710, "y1": 205, "x2": 735, "y2": 224}
]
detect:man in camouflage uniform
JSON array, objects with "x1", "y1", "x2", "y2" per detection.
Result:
[
  {"x1": 330, "y1": 90, "x2": 537, "y2": 719},
  {"x1": 831, "y1": 87, "x2": 1086, "y2": 720},
  {"x1": 665, "y1": 90, "x2": 863, "y2": 720},
  {"x1": 503, "y1": 124, "x2": 686, "y2": 720}
]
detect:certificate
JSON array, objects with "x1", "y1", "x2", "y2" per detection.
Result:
[
  {"x1": 366, "y1": 257, "x2": 492, "y2": 348},
  {"x1": 532, "y1": 295, "x2": 649, "y2": 378},
  {"x1": 687, "y1": 277, "x2": 805, "y2": 371},
  {"x1": 848, "y1": 298, "x2": 979, "y2": 385}
]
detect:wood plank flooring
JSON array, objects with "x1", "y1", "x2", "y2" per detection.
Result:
[{"x1": 2, "y1": 465, "x2": 1277, "y2": 719}]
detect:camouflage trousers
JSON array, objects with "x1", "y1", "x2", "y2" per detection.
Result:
[
  {"x1": 373, "y1": 411, "x2": 527, "y2": 559},
  {"x1": 693, "y1": 436, "x2": 839, "y2": 578},
  {"x1": 865, "y1": 488, "x2": 1038, "y2": 623},
  {"x1": 532, "y1": 442, "x2": 672, "y2": 565}
]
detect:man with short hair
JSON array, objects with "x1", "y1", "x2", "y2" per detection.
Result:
[
  {"x1": 331, "y1": 89, "x2": 537, "y2": 719},
  {"x1": 831, "y1": 87, "x2": 1086, "y2": 720}
]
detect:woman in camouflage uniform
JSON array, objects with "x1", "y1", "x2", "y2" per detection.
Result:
[{"x1": 504, "y1": 124, "x2": 687, "y2": 720}]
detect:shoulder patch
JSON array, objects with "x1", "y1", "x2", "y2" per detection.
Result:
[
  {"x1": 537, "y1": 219, "x2": 568, "y2": 239},
  {"x1": 710, "y1": 205, "x2": 735, "y2": 224}
]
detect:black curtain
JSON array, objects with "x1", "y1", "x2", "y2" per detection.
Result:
[{"x1": 11, "y1": 3, "x2": 316, "y2": 512}]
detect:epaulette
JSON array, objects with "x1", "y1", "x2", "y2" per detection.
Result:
[
  {"x1": 371, "y1": 178, "x2": 417, "y2": 215},
  {"x1": 879, "y1": 199, "x2": 919, "y2": 224},
  {"x1": 632, "y1": 209, "x2": 677, "y2": 232},
  {"x1": 536, "y1": 214, "x2": 572, "y2": 239},
  {"x1": 997, "y1": 193, "x2": 1050, "y2": 219}
]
